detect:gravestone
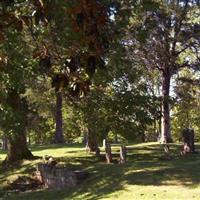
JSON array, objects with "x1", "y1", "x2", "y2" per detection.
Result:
[
  {"x1": 181, "y1": 128, "x2": 195, "y2": 155},
  {"x1": 161, "y1": 144, "x2": 172, "y2": 160},
  {"x1": 103, "y1": 139, "x2": 107, "y2": 148},
  {"x1": 119, "y1": 145, "x2": 127, "y2": 164},
  {"x1": 105, "y1": 142, "x2": 112, "y2": 164}
]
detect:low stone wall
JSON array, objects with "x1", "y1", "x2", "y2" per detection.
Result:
[{"x1": 36, "y1": 163, "x2": 77, "y2": 189}]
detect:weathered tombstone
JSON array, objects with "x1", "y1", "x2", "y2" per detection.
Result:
[
  {"x1": 159, "y1": 144, "x2": 172, "y2": 160},
  {"x1": 181, "y1": 128, "x2": 195, "y2": 155},
  {"x1": 103, "y1": 139, "x2": 107, "y2": 148},
  {"x1": 105, "y1": 143, "x2": 112, "y2": 164},
  {"x1": 36, "y1": 163, "x2": 77, "y2": 189},
  {"x1": 163, "y1": 144, "x2": 170, "y2": 154},
  {"x1": 119, "y1": 145, "x2": 126, "y2": 164},
  {"x1": 163, "y1": 144, "x2": 172, "y2": 159}
]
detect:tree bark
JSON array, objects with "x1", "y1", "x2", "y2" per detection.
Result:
[
  {"x1": 2, "y1": 135, "x2": 8, "y2": 151},
  {"x1": 53, "y1": 91, "x2": 65, "y2": 144},
  {"x1": 5, "y1": 130, "x2": 33, "y2": 163},
  {"x1": 161, "y1": 71, "x2": 172, "y2": 143},
  {"x1": 85, "y1": 128, "x2": 98, "y2": 153},
  {"x1": 86, "y1": 136, "x2": 98, "y2": 153},
  {"x1": 114, "y1": 133, "x2": 118, "y2": 143},
  {"x1": 4, "y1": 91, "x2": 34, "y2": 164},
  {"x1": 159, "y1": 112, "x2": 162, "y2": 139}
]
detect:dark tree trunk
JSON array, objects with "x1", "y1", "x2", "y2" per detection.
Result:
[
  {"x1": 141, "y1": 132, "x2": 145, "y2": 142},
  {"x1": 26, "y1": 128, "x2": 31, "y2": 146},
  {"x1": 186, "y1": 112, "x2": 190, "y2": 128},
  {"x1": 53, "y1": 91, "x2": 65, "y2": 144},
  {"x1": 5, "y1": 130, "x2": 33, "y2": 163},
  {"x1": 3, "y1": 91, "x2": 34, "y2": 164},
  {"x1": 159, "y1": 115, "x2": 162, "y2": 138},
  {"x1": 2, "y1": 135, "x2": 8, "y2": 151},
  {"x1": 161, "y1": 71, "x2": 172, "y2": 143},
  {"x1": 114, "y1": 133, "x2": 118, "y2": 144},
  {"x1": 86, "y1": 136, "x2": 98, "y2": 153},
  {"x1": 98, "y1": 127, "x2": 109, "y2": 145},
  {"x1": 86, "y1": 129, "x2": 98, "y2": 153}
]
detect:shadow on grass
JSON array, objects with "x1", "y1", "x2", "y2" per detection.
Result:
[{"x1": 3, "y1": 143, "x2": 200, "y2": 200}]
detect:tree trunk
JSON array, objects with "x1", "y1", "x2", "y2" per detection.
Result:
[
  {"x1": 186, "y1": 112, "x2": 190, "y2": 128},
  {"x1": 159, "y1": 114, "x2": 162, "y2": 138},
  {"x1": 5, "y1": 130, "x2": 33, "y2": 163},
  {"x1": 53, "y1": 91, "x2": 65, "y2": 144},
  {"x1": 114, "y1": 133, "x2": 118, "y2": 144},
  {"x1": 161, "y1": 71, "x2": 172, "y2": 143},
  {"x1": 86, "y1": 128, "x2": 98, "y2": 153},
  {"x1": 27, "y1": 128, "x2": 31, "y2": 146},
  {"x1": 2, "y1": 135, "x2": 8, "y2": 151},
  {"x1": 141, "y1": 132, "x2": 145, "y2": 142},
  {"x1": 86, "y1": 136, "x2": 98, "y2": 153},
  {"x1": 3, "y1": 91, "x2": 34, "y2": 164}
]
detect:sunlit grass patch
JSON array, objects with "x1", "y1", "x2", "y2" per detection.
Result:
[{"x1": 0, "y1": 142, "x2": 200, "y2": 200}]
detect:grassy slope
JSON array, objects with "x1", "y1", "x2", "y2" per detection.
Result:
[{"x1": 0, "y1": 142, "x2": 200, "y2": 200}]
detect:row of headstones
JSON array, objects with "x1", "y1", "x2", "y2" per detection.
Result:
[
  {"x1": 163, "y1": 128, "x2": 196, "y2": 158},
  {"x1": 102, "y1": 127, "x2": 196, "y2": 163},
  {"x1": 180, "y1": 128, "x2": 196, "y2": 155},
  {"x1": 103, "y1": 139, "x2": 127, "y2": 164}
]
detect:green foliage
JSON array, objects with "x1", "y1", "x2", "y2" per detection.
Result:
[
  {"x1": 172, "y1": 69, "x2": 200, "y2": 141},
  {"x1": 0, "y1": 0, "x2": 199, "y2": 157},
  {"x1": 0, "y1": 29, "x2": 37, "y2": 138}
]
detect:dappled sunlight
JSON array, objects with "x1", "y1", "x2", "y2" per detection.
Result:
[{"x1": 1, "y1": 142, "x2": 200, "y2": 200}]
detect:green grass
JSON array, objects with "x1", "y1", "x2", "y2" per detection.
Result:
[{"x1": 0, "y1": 142, "x2": 200, "y2": 200}]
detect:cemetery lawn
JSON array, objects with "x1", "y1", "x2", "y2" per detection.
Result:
[{"x1": 0, "y1": 142, "x2": 200, "y2": 200}]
